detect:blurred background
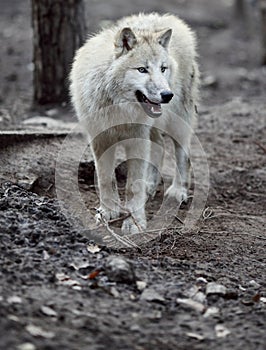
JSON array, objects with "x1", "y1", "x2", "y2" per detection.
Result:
[{"x1": 0, "y1": 0, "x2": 265, "y2": 127}]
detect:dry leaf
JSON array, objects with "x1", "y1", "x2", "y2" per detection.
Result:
[
  {"x1": 56, "y1": 273, "x2": 81, "y2": 288},
  {"x1": 88, "y1": 270, "x2": 101, "y2": 279}
]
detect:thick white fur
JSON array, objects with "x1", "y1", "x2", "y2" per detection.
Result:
[{"x1": 70, "y1": 13, "x2": 199, "y2": 234}]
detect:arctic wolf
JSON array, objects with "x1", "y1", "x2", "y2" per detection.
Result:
[{"x1": 70, "y1": 13, "x2": 199, "y2": 234}]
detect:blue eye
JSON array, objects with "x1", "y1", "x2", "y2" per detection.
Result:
[{"x1": 137, "y1": 67, "x2": 148, "y2": 73}]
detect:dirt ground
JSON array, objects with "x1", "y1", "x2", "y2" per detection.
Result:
[{"x1": 0, "y1": 0, "x2": 266, "y2": 349}]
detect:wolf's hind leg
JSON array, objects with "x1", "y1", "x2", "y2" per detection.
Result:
[{"x1": 146, "y1": 128, "x2": 164, "y2": 198}]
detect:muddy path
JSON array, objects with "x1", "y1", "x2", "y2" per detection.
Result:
[{"x1": 0, "y1": 1, "x2": 266, "y2": 349}]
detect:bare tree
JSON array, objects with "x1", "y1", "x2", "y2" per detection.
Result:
[{"x1": 32, "y1": 0, "x2": 86, "y2": 105}]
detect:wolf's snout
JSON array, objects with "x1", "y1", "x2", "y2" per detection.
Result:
[{"x1": 160, "y1": 91, "x2": 174, "y2": 103}]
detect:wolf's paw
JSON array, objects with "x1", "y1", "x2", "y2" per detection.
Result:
[
  {"x1": 165, "y1": 185, "x2": 188, "y2": 204},
  {"x1": 121, "y1": 216, "x2": 147, "y2": 235},
  {"x1": 95, "y1": 206, "x2": 120, "y2": 224}
]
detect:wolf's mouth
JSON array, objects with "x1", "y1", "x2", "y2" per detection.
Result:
[{"x1": 135, "y1": 90, "x2": 162, "y2": 118}]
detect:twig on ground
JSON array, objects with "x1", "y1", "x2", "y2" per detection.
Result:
[
  {"x1": 202, "y1": 207, "x2": 214, "y2": 220},
  {"x1": 107, "y1": 213, "x2": 131, "y2": 225},
  {"x1": 114, "y1": 201, "x2": 143, "y2": 232},
  {"x1": 254, "y1": 141, "x2": 266, "y2": 154},
  {"x1": 96, "y1": 210, "x2": 140, "y2": 249},
  {"x1": 174, "y1": 215, "x2": 184, "y2": 225}
]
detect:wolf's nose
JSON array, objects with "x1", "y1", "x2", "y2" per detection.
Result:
[{"x1": 160, "y1": 91, "x2": 174, "y2": 103}]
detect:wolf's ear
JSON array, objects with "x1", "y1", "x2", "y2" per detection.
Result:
[
  {"x1": 158, "y1": 29, "x2": 172, "y2": 49},
  {"x1": 114, "y1": 27, "x2": 137, "y2": 57}
]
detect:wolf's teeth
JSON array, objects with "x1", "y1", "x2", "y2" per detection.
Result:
[{"x1": 151, "y1": 106, "x2": 161, "y2": 114}]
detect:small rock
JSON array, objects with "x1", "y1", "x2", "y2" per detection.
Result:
[
  {"x1": 195, "y1": 270, "x2": 213, "y2": 279},
  {"x1": 177, "y1": 298, "x2": 205, "y2": 313},
  {"x1": 248, "y1": 280, "x2": 261, "y2": 289},
  {"x1": 140, "y1": 288, "x2": 165, "y2": 303},
  {"x1": 146, "y1": 310, "x2": 162, "y2": 319},
  {"x1": 17, "y1": 343, "x2": 36, "y2": 350},
  {"x1": 42, "y1": 250, "x2": 50, "y2": 260},
  {"x1": 130, "y1": 324, "x2": 141, "y2": 332},
  {"x1": 7, "y1": 296, "x2": 22, "y2": 304},
  {"x1": 105, "y1": 256, "x2": 136, "y2": 284},
  {"x1": 203, "y1": 307, "x2": 220, "y2": 318},
  {"x1": 130, "y1": 294, "x2": 137, "y2": 301},
  {"x1": 193, "y1": 291, "x2": 206, "y2": 304},
  {"x1": 40, "y1": 306, "x2": 57, "y2": 317},
  {"x1": 87, "y1": 243, "x2": 101, "y2": 254},
  {"x1": 8, "y1": 315, "x2": 20, "y2": 322},
  {"x1": 136, "y1": 280, "x2": 147, "y2": 291},
  {"x1": 239, "y1": 285, "x2": 246, "y2": 291},
  {"x1": 215, "y1": 324, "x2": 231, "y2": 338},
  {"x1": 196, "y1": 277, "x2": 208, "y2": 285},
  {"x1": 241, "y1": 298, "x2": 255, "y2": 306},
  {"x1": 110, "y1": 286, "x2": 120, "y2": 298},
  {"x1": 260, "y1": 297, "x2": 266, "y2": 304},
  {"x1": 26, "y1": 324, "x2": 55, "y2": 338},
  {"x1": 224, "y1": 290, "x2": 238, "y2": 300},
  {"x1": 185, "y1": 285, "x2": 199, "y2": 298},
  {"x1": 206, "y1": 282, "x2": 226, "y2": 296}
]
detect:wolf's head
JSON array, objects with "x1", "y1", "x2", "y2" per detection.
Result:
[{"x1": 111, "y1": 27, "x2": 175, "y2": 118}]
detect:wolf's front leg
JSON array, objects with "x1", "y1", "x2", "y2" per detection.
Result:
[
  {"x1": 146, "y1": 128, "x2": 164, "y2": 198},
  {"x1": 166, "y1": 141, "x2": 191, "y2": 204},
  {"x1": 92, "y1": 139, "x2": 120, "y2": 223},
  {"x1": 122, "y1": 141, "x2": 150, "y2": 234}
]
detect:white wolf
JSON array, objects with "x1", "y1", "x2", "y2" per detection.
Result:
[{"x1": 70, "y1": 13, "x2": 199, "y2": 234}]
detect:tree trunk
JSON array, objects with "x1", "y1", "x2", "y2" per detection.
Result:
[
  {"x1": 260, "y1": 1, "x2": 266, "y2": 65},
  {"x1": 32, "y1": 0, "x2": 86, "y2": 105},
  {"x1": 234, "y1": 0, "x2": 246, "y2": 19}
]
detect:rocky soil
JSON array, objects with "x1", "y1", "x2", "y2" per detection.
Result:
[{"x1": 0, "y1": 0, "x2": 265, "y2": 349}]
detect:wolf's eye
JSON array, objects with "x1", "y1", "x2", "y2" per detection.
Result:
[
  {"x1": 161, "y1": 67, "x2": 168, "y2": 73},
  {"x1": 137, "y1": 67, "x2": 148, "y2": 73}
]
